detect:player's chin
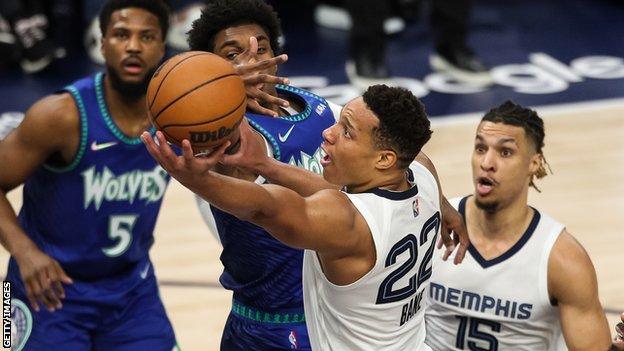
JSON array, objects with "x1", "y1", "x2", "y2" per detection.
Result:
[
  {"x1": 119, "y1": 72, "x2": 147, "y2": 83},
  {"x1": 474, "y1": 197, "x2": 499, "y2": 212}
]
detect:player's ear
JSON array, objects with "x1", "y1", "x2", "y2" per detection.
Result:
[
  {"x1": 528, "y1": 152, "x2": 541, "y2": 175},
  {"x1": 376, "y1": 150, "x2": 397, "y2": 170}
]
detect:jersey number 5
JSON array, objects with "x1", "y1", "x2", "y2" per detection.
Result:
[
  {"x1": 456, "y1": 316, "x2": 501, "y2": 351},
  {"x1": 376, "y1": 212, "x2": 440, "y2": 304},
  {"x1": 102, "y1": 214, "x2": 138, "y2": 257}
]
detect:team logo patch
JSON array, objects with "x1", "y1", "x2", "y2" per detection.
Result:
[
  {"x1": 11, "y1": 299, "x2": 32, "y2": 351},
  {"x1": 412, "y1": 199, "x2": 420, "y2": 217},
  {"x1": 288, "y1": 330, "x2": 298, "y2": 349}
]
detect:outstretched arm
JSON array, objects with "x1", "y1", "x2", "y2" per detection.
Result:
[
  {"x1": 221, "y1": 120, "x2": 338, "y2": 197},
  {"x1": 143, "y1": 131, "x2": 361, "y2": 255},
  {"x1": 549, "y1": 231, "x2": 611, "y2": 351},
  {"x1": 222, "y1": 123, "x2": 468, "y2": 263}
]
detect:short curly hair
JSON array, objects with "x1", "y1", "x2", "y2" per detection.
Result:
[
  {"x1": 363, "y1": 85, "x2": 432, "y2": 169},
  {"x1": 187, "y1": 0, "x2": 282, "y2": 54},
  {"x1": 482, "y1": 101, "x2": 545, "y2": 154},
  {"x1": 99, "y1": 0, "x2": 170, "y2": 39}
]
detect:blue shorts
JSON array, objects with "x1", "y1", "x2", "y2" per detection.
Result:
[
  {"x1": 220, "y1": 299, "x2": 310, "y2": 350},
  {"x1": 6, "y1": 259, "x2": 177, "y2": 351}
]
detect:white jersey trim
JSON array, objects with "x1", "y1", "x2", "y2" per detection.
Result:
[{"x1": 538, "y1": 221, "x2": 565, "y2": 311}]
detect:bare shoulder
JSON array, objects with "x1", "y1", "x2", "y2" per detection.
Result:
[
  {"x1": 307, "y1": 189, "x2": 360, "y2": 228},
  {"x1": 18, "y1": 92, "x2": 80, "y2": 152},
  {"x1": 309, "y1": 189, "x2": 355, "y2": 213},
  {"x1": 548, "y1": 229, "x2": 598, "y2": 302},
  {"x1": 549, "y1": 230, "x2": 594, "y2": 275},
  {"x1": 26, "y1": 92, "x2": 79, "y2": 132}
]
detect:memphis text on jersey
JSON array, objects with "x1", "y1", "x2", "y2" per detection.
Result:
[
  {"x1": 430, "y1": 283, "x2": 533, "y2": 320},
  {"x1": 82, "y1": 165, "x2": 168, "y2": 210}
]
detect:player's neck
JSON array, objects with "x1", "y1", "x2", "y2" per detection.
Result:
[
  {"x1": 102, "y1": 76, "x2": 152, "y2": 138},
  {"x1": 103, "y1": 76, "x2": 149, "y2": 121},
  {"x1": 348, "y1": 169, "x2": 411, "y2": 194},
  {"x1": 469, "y1": 193, "x2": 532, "y2": 241}
]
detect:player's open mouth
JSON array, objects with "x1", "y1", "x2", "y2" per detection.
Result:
[
  {"x1": 320, "y1": 146, "x2": 332, "y2": 166},
  {"x1": 122, "y1": 58, "x2": 144, "y2": 74},
  {"x1": 476, "y1": 177, "x2": 495, "y2": 196}
]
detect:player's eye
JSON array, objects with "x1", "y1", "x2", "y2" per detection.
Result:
[
  {"x1": 114, "y1": 32, "x2": 128, "y2": 39},
  {"x1": 501, "y1": 149, "x2": 513, "y2": 157},
  {"x1": 257, "y1": 47, "x2": 267, "y2": 54},
  {"x1": 142, "y1": 34, "x2": 155, "y2": 42},
  {"x1": 475, "y1": 144, "x2": 486, "y2": 153},
  {"x1": 225, "y1": 52, "x2": 239, "y2": 61},
  {"x1": 343, "y1": 128, "x2": 351, "y2": 138}
]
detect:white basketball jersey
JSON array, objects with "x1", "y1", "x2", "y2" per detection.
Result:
[
  {"x1": 425, "y1": 196, "x2": 566, "y2": 351},
  {"x1": 303, "y1": 162, "x2": 440, "y2": 351}
]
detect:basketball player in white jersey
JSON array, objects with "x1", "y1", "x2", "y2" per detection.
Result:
[
  {"x1": 143, "y1": 85, "x2": 465, "y2": 350},
  {"x1": 425, "y1": 101, "x2": 612, "y2": 351}
]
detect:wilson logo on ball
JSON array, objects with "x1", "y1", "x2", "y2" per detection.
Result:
[{"x1": 190, "y1": 125, "x2": 238, "y2": 144}]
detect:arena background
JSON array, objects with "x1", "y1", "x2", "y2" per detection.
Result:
[{"x1": 1, "y1": 0, "x2": 623, "y2": 349}]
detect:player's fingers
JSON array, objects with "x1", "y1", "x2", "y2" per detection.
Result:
[
  {"x1": 181, "y1": 139, "x2": 195, "y2": 165},
  {"x1": 54, "y1": 263, "x2": 73, "y2": 286},
  {"x1": 248, "y1": 36, "x2": 258, "y2": 58},
  {"x1": 442, "y1": 245, "x2": 455, "y2": 261},
  {"x1": 24, "y1": 280, "x2": 40, "y2": 312},
  {"x1": 246, "y1": 99, "x2": 278, "y2": 117},
  {"x1": 241, "y1": 54, "x2": 288, "y2": 72},
  {"x1": 52, "y1": 263, "x2": 71, "y2": 299},
  {"x1": 243, "y1": 73, "x2": 290, "y2": 86},
  {"x1": 43, "y1": 272, "x2": 63, "y2": 310},
  {"x1": 214, "y1": 140, "x2": 231, "y2": 159},
  {"x1": 33, "y1": 273, "x2": 55, "y2": 311},
  {"x1": 141, "y1": 132, "x2": 165, "y2": 165},
  {"x1": 155, "y1": 131, "x2": 178, "y2": 167},
  {"x1": 453, "y1": 236, "x2": 468, "y2": 265},
  {"x1": 249, "y1": 88, "x2": 289, "y2": 108},
  {"x1": 40, "y1": 269, "x2": 63, "y2": 310},
  {"x1": 436, "y1": 236, "x2": 444, "y2": 250},
  {"x1": 440, "y1": 231, "x2": 455, "y2": 261},
  {"x1": 454, "y1": 230, "x2": 470, "y2": 265}
]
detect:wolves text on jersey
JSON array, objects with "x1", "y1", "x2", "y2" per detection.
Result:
[
  {"x1": 82, "y1": 165, "x2": 168, "y2": 210},
  {"x1": 287, "y1": 147, "x2": 326, "y2": 175}
]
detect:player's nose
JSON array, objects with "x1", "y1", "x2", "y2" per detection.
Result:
[
  {"x1": 322, "y1": 125, "x2": 336, "y2": 144},
  {"x1": 480, "y1": 150, "x2": 496, "y2": 171}
]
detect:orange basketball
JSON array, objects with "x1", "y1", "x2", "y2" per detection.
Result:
[{"x1": 147, "y1": 51, "x2": 246, "y2": 151}]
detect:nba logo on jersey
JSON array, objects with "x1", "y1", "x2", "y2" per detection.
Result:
[
  {"x1": 413, "y1": 199, "x2": 420, "y2": 217},
  {"x1": 288, "y1": 330, "x2": 298, "y2": 349},
  {"x1": 315, "y1": 103, "x2": 327, "y2": 115}
]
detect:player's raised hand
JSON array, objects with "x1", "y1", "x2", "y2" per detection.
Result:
[
  {"x1": 438, "y1": 198, "x2": 470, "y2": 264},
  {"x1": 221, "y1": 119, "x2": 269, "y2": 172},
  {"x1": 142, "y1": 131, "x2": 230, "y2": 188},
  {"x1": 233, "y1": 36, "x2": 290, "y2": 117},
  {"x1": 14, "y1": 246, "x2": 72, "y2": 312}
]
